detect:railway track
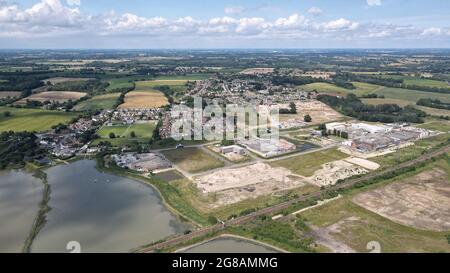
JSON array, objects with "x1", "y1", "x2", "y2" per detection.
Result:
[{"x1": 136, "y1": 144, "x2": 450, "y2": 253}]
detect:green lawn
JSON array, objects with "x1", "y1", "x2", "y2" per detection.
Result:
[
  {"x1": 161, "y1": 147, "x2": 224, "y2": 173},
  {"x1": 74, "y1": 93, "x2": 120, "y2": 111},
  {"x1": 97, "y1": 122, "x2": 156, "y2": 139},
  {"x1": 0, "y1": 107, "x2": 76, "y2": 133},
  {"x1": 270, "y1": 148, "x2": 348, "y2": 177}
]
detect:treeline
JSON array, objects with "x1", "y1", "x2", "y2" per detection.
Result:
[
  {"x1": 317, "y1": 94, "x2": 426, "y2": 123},
  {"x1": 271, "y1": 76, "x2": 322, "y2": 86},
  {"x1": 417, "y1": 98, "x2": 450, "y2": 110},
  {"x1": 0, "y1": 75, "x2": 45, "y2": 92},
  {"x1": 0, "y1": 131, "x2": 47, "y2": 169},
  {"x1": 47, "y1": 79, "x2": 109, "y2": 95},
  {"x1": 114, "y1": 82, "x2": 135, "y2": 108}
]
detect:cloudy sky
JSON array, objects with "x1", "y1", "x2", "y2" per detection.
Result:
[{"x1": 1, "y1": 0, "x2": 450, "y2": 48}]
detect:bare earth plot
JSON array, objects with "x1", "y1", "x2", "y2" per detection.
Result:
[
  {"x1": 279, "y1": 100, "x2": 343, "y2": 126},
  {"x1": 16, "y1": 91, "x2": 87, "y2": 104},
  {"x1": 353, "y1": 167, "x2": 450, "y2": 232},
  {"x1": 193, "y1": 162, "x2": 307, "y2": 208},
  {"x1": 301, "y1": 197, "x2": 450, "y2": 253}
]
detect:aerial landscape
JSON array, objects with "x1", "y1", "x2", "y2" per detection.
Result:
[{"x1": 0, "y1": 0, "x2": 450, "y2": 259}]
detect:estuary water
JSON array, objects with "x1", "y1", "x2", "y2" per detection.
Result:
[{"x1": 30, "y1": 160, "x2": 189, "y2": 253}]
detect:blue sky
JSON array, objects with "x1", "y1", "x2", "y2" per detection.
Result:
[{"x1": 1, "y1": 0, "x2": 450, "y2": 48}]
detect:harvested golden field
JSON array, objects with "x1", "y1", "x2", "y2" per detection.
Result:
[
  {"x1": 118, "y1": 90, "x2": 168, "y2": 109},
  {"x1": 16, "y1": 91, "x2": 87, "y2": 104}
]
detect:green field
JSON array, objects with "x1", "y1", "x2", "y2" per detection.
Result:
[
  {"x1": 270, "y1": 148, "x2": 348, "y2": 177},
  {"x1": 362, "y1": 98, "x2": 450, "y2": 117},
  {"x1": 104, "y1": 75, "x2": 149, "y2": 91},
  {"x1": 299, "y1": 82, "x2": 381, "y2": 96},
  {"x1": 417, "y1": 121, "x2": 450, "y2": 132},
  {"x1": 0, "y1": 106, "x2": 76, "y2": 132},
  {"x1": 161, "y1": 147, "x2": 224, "y2": 173},
  {"x1": 154, "y1": 73, "x2": 213, "y2": 81},
  {"x1": 301, "y1": 82, "x2": 450, "y2": 103},
  {"x1": 378, "y1": 75, "x2": 450, "y2": 88},
  {"x1": 135, "y1": 79, "x2": 188, "y2": 92},
  {"x1": 74, "y1": 93, "x2": 120, "y2": 111},
  {"x1": 97, "y1": 122, "x2": 156, "y2": 140}
]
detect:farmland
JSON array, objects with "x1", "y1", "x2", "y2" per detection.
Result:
[
  {"x1": 118, "y1": 90, "x2": 168, "y2": 109},
  {"x1": 362, "y1": 98, "x2": 450, "y2": 116},
  {"x1": 74, "y1": 93, "x2": 120, "y2": 111},
  {"x1": 377, "y1": 75, "x2": 450, "y2": 88},
  {"x1": 15, "y1": 91, "x2": 87, "y2": 104},
  {"x1": 301, "y1": 82, "x2": 450, "y2": 103},
  {"x1": 0, "y1": 92, "x2": 21, "y2": 98},
  {"x1": 154, "y1": 74, "x2": 213, "y2": 81},
  {"x1": 0, "y1": 106, "x2": 76, "y2": 132},
  {"x1": 134, "y1": 79, "x2": 189, "y2": 94},
  {"x1": 161, "y1": 147, "x2": 225, "y2": 173},
  {"x1": 105, "y1": 76, "x2": 148, "y2": 92}
]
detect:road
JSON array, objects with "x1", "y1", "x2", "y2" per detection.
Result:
[{"x1": 136, "y1": 143, "x2": 450, "y2": 253}]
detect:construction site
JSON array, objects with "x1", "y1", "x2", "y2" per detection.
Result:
[
  {"x1": 279, "y1": 100, "x2": 343, "y2": 129},
  {"x1": 193, "y1": 163, "x2": 307, "y2": 208},
  {"x1": 353, "y1": 167, "x2": 450, "y2": 232}
]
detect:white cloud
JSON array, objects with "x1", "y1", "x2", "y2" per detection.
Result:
[
  {"x1": 323, "y1": 18, "x2": 359, "y2": 30},
  {"x1": 66, "y1": 0, "x2": 80, "y2": 6},
  {"x1": 224, "y1": 6, "x2": 244, "y2": 15},
  {"x1": 367, "y1": 0, "x2": 382, "y2": 6},
  {"x1": 421, "y1": 27, "x2": 441, "y2": 36},
  {"x1": 274, "y1": 14, "x2": 308, "y2": 28},
  {"x1": 307, "y1": 7, "x2": 323, "y2": 16},
  {"x1": 0, "y1": 0, "x2": 448, "y2": 48}
]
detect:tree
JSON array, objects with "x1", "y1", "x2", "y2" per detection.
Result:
[
  {"x1": 289, "y1": 102, "x2": 297, "y2": 114},
  {"x1": 109, "y1": 132, "x2": 116, "y2": 139},
  {"x1": 341, "y1": 131, "x2": 349, "y2": 139},
  {"x1": 130, "y1": 131, "x2": 136, "y2": 138},
  {"x1": 304, "y1": 114, "x2": 312, "y2": 123},
  {"x1": 208, "y1": 215, "x2": 218, "y2": 225}
]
